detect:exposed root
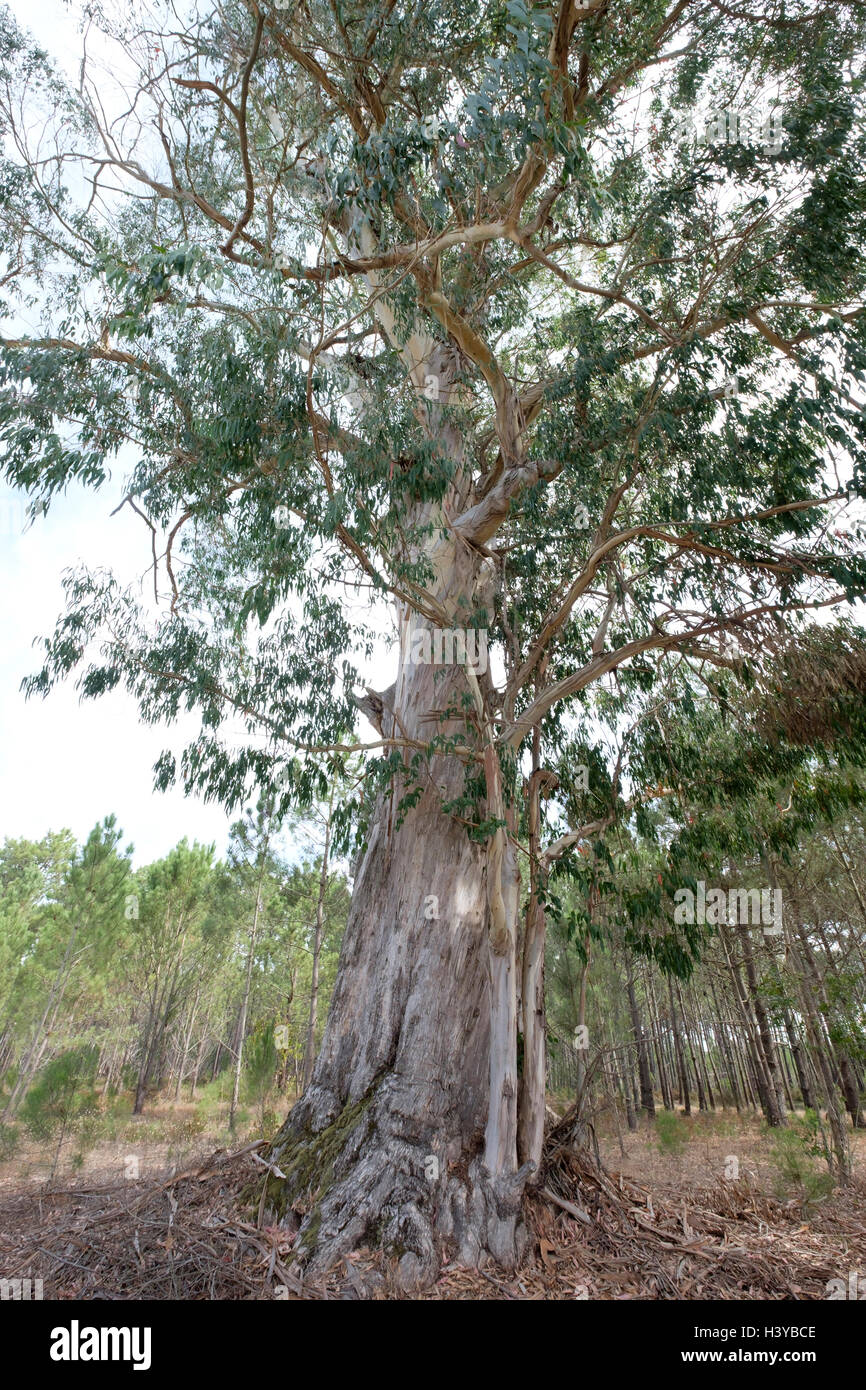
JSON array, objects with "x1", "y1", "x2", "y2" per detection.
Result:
[
  {"x1": 529, "y1": 1115, "x2": 865, "y2": 1299},
  {"x1": 255, "y1": 1082, "x2": 532, "y2": 1287}
]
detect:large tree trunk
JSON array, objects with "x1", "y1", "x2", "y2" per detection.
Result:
[{"x1": 262, "y1": 528, "x2": 530, "y2": 1286}]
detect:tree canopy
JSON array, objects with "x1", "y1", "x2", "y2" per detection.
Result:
[{"x1": 1, "y1": 0, "x2": 864, "y2": 844}]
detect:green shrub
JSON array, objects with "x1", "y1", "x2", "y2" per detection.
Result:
[
  {"x1": 655, "y1": 1110, "x2": 690, "y2": 1155},
  {"x1": 169, "y1": 1111, "x2": 207, "y2": 1147},
  {"x1": 21, "y1": 1046, "x2": 101, "y2": 1177},
  {"x1": 0, "y1": 1121, "x2": 20, "y2": 1161},
  {"x1": 259, "y1": 1106, "x2": 280, "y2": 1139},
  {"x1": 244, "y1": 1024, "x2": 279, "y2": 1125},
  {"x1": 769, "y1": 1113, "x2": 835, "y2": 1208}
]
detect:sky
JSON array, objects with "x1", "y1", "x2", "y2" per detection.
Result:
[
  {"x1": 0, "y1": 2, "x2": 361, "y2": 866},
  {"x1": 0, "y1": 476, "x2": 247, "y2": 864}
]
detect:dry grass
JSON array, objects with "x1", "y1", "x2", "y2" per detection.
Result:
[{"x1": 598, "y1": 1107, "x2": 866, "y2": 1190}]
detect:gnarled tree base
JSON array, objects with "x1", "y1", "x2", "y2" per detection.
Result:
[{"x1": 258, "y1": 1077, "x2": 532, "y2": 1288}]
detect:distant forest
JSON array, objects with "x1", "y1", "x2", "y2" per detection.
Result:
[
  {"x1": 3, "y1": 786, "x2": 865, "y2": 1187},
  {"x1": 0, "y1": 803, "x2": 349, "y2": 1167}
]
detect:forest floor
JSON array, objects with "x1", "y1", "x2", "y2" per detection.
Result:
[{"x1": 1, "y1": 1102, "x2": 864, "y2": 1300}]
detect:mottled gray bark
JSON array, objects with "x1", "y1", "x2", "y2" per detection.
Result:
[{"x1": 264, "y1": 513, "x2": 530, "y2": 1285}]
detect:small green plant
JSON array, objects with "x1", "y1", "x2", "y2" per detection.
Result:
[
  {"x1": 655, "y1": 1110, "x2": 690, "y2": 1155},
  {"x1": 0, "y1": 1121, "x2": 20, "y2": 1161},
  {"x1": 192, "y1": 1077, "x2": 231, "y2": 1126},
  {"x1": 21, "y1": 1045, "x2": 100, "y2": 1180},
  {"x1": 244, "y1": 1024, "x2": 279, "y2": 1127},
  {"x1": 705, "y1": 1111, "x2": 739, "y2": 1140},
  {"x1": 120, "y1": 1117, "x2": 162, "y2": 1144},
  {"x1": 769, "y1": 1113, "x2": 835, "y2": 1209},
  {"x1": 259, "y1": 1106, "x2": 280, "y2": 1139},
  {"x1": 228, "y1": 1106, "x2": 250, "y2": 1137},
  {"x1": 168, "y1": 1111, "x2": 207, "y2": 1148}
]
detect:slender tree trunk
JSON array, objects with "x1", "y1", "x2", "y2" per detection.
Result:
[
  {"x1": 302, "y1": 799, "x2": 333, "y2": 1093},
  {"x1": 709, "y1": 975, "x2": 741, "y2": 1110},
  {"x1": 230, "y1": 838, "x2": 269, "y2": 1133},
  {"x1": 617, "y1": 1048, "x2": 638, "y2": 1132},
  {"x1": 175, "y1": 991, "x2": 200, "y2": 1102},
  {"x1": 790, "y1": 935, "x2": 851, "y2": 1180},
  {"x1": 720, "y1": 925, "x2": 775, "y2": 1121},
  {"x1": 278, "y1": 976, "x2": 295, "y2": 1094},
  {"x1": 779, "y1": 1043, "x2": 796, "y2": 1112},
  {"x1": 133, "y1": 1001, "x2": 159, "y2": 1116},
  {"x1": 740, "y1": 926, "x2": 786, "y2": 1126},
  {"x1": 668, "y1": 976, "x2": 690, "y2": 1115},
  {"x1": 784, "y1": 1009, "x2": 815, "y2": 1111},
  {"x1": 50, "y1": 1114, "x2": 69, "y2": 1184},
  {"x1": 694, "y1": 1010, "x2": 717, "y2": 1110},
  {"x1": 678, "y1": 983, "x2": 706, "y2": 1111},
  {"x1": 571, "y1": 916, "x2": 593, "y2": 1139},
  {"x1": 811, "y1": 921, "x2": 865, "y2": 1128},
  {"x1": 190, "y1": 1031, "x2": 207, "y2": 1101},
  {"x1": 626, "y1": 952, "x2": 655, "y2": 1118},
  {"x1": 648, "y1": 968, "x2": 673, "y2": 1110}
]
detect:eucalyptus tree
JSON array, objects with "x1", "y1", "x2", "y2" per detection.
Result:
[{"x1": 2, "y1": 0, "x2": 866, "y2": 1279}]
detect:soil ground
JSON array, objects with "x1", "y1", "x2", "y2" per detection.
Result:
[{"x1": 1, "y1": 1098, "x2": 864, "y2": 1300}]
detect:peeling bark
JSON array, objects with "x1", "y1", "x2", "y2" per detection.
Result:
[{"x1": 261, "y1": 482, "x2": 532, "y2": 1282}]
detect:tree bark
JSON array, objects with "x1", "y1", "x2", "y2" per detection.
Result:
[
  {"x1": 263, "y1": 522, "x2": 530, "y2": 1284},
  {"x1": 625, "y1": 952, "x2": 655, "y2": 1118},
  {"x1": 517, "y1": 729, "x2": 551, "y2": 1174}
]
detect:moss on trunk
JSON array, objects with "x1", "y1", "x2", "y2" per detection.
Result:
[{"x1": 251, "y1": 1086, "x2": 379, "y2": 1242}]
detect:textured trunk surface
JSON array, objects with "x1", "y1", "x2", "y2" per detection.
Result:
[
  {"x1": 302, "y1": 811, "x2": 330, "y2": 1092},
  {"x1": 517, "y1": 756, "x2": 549, "y2": 1173},
  {"x1": 262, "y1": 530, "x2": 529, "y2": 1285},
  {"x1": 740, "y1": 926, "x2": 786, "y2": 1126},
  {"x1": 518, "y1": 893, "x2": 546, "y2": 1170}
]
